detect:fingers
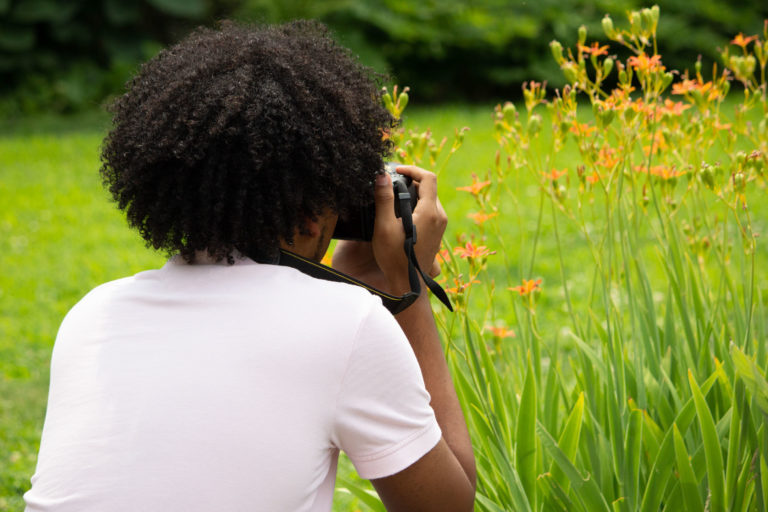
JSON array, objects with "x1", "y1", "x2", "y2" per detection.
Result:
[
  {"x1": 395, "y1": 165, "x2": 438, "y2": 210},
  {"x1": 373, "y1": 172, "x2": 397, "y2": 227}
]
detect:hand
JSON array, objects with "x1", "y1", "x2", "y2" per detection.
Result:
[{"x1": 332, "y1": 166, "x2": 447, "y2": 295}]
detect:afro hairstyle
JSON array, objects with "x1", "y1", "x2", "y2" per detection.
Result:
[{"x1": 100, "y1": 20, "x2": 396, "y2": 263}]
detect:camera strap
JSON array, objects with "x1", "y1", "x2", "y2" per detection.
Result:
[{"x1": 277, "y1": 182, "x2": 453, "y2": 315}]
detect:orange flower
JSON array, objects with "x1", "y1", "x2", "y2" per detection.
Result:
[
  {"x1": 586, "y1": 171, "x2": 601, "y2": 184},
  {"x1": 453, "y1": 242, "x2": 495, "y2": 260},
  {"x1": 662, "y1": 99, "x2": 690, "y2": 116},
  {"x1": 509, "y1": 278, "x2": 542, "y2": 296},
  {"x1": 570, "y1": 122, "x2": 597, "y2": 137},
  {"x1": 467, "y1": 211, "x2": 498, "y2": 225},
  {"x1": 446, "y1": 277, "x2": 481, "y2": 295},
  {"x1": 635, "y1": 165, "x2": 685, "y2": 180},
  {"x1": 627, "y1": 53, "x2": 664, "y2": 73},
  {"x1": 436, "y1": 248, "x2": 451, "y2": 264},
  {"x1": 542, "y1": 168, "x2": 568, "y2": 181},
  {"x1": 456, "y1": 173, "x2": 491, "y2": 196},
  {"x1": 578, "y1": 42, "x2": 610, "y2": 56},
  {"x1": 487, "y1": 325, "x2": 516, "y2": 338},
  {"x1": 731, "y1": 33, "x2": 758, "y2": 48},
  {"x1": 596, "y1": 146, "x2": 620, "y2": 169},
  {"x1": 714, "y1": 120, "x2": 732, "y2": 131}
]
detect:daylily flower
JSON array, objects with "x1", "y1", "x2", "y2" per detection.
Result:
[
  {"x1": 453, "y1": 242, "x2": 495, "y2": 260},
  {"x1": 627, "y1": 53, "x2": 664, "y2": 73},
  {"x1": 446, "y1": 277, "x2": 481, "y2": 295},
  {"x1": 486, "y1": 325, "x2": 516, "y2": 338},
  {"x1": 570, "y1": 122, "x2": 597, "y2": 137},
  {"x1": 578, "y1": 42, "x2": 610, "y2": 56},
  {"x1": 731, "y1": 33, "x2": 758, "y2": 48},
  {"x1": 635, "y1": 165, "x2": 685, "y2": 180},
  {"x1": 662, "y1": 99, "x2": 690, "y2": 116},
  {"x1": 456, "y1": 173, "x2": 491, "y2": 196},
  {"x1": 467, "y1": 211, "x2": 498, "y2": 225},
  {"x1": 509, "y1": 279, "x2": 542, "y2": 296},
  {"x1": 542, "y1": 168, "x2": 568, "y2": 181}
]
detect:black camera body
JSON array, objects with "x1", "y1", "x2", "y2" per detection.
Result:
[{"x1": 332, "y1": 162, "x2": 418, "y2": 241}]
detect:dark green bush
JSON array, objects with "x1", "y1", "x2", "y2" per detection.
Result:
[{"x1": 2, "y1": 0, "x2": 767, "y2": 112}]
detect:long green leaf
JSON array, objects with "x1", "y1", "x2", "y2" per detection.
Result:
[
  {"x1": 336, "y1": 477, "x2": 386, "y2": 512},
  {"x1": 551, "y1": 392, "x2": 585, "y2": 494},
  {"x1": 672, "y1": 423, "x2": 704, "y2": 512},
  {"x1": 688, "y1": 370, "x2": 725, "y2": 512},
  {"x1": 517, "y1": 353, "x2": 537, "y2": 508},
  {"x1": 536, "y1": 420, "x2": 611, "y2": 512}
]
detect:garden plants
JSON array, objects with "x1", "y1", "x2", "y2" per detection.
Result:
[{"x1": 342, "y1": 6, "x2": 768, "y2": 511}]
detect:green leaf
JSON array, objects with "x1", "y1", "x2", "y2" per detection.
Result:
[
  {"x1": 550, "y1": 392, "x2": 584, "y2": 494},
  {"x1": 688, "y1": 370, "x2": 725, "y2": 512},
  {"x1": 536, "y1": 420, "x2": 611, "y2": 512},
  {"x1": 516, "y1": 352, "x2": 537, "y2": 508},
  {"x1": 146, "y1": 0, "x2": 206, "y2": 18},
  {"x1": 623, "y1": 408, "x2": 643, "y2": 510},
  {"x1": 0, "y1": 24, "x2": 35, "y2": 52},
  {"x1": 731, "y1": 344, "x2": 768, "y2": 416},
  {"x1": 104, "y1": 0, "x2": 140, "y2": 25},
  {"x1": 11, "y1": 0, "x2": 77, "y2": 22},
  {"x1": 336, "y1": 477, "x2": 385, "y2": 512},
  {"x1": 672, "y1": 423, "x2": 704, "y2": 512}
]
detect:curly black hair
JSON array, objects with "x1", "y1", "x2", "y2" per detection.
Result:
[{"x1": 101, "y1": 20, "x2": 395, "y2": 263}]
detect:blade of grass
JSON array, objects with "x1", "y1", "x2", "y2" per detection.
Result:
[{"x1": 516, "y1": 352, "x2": 537, "y2": 509}]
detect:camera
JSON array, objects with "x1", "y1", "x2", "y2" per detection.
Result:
[{"x1": 332, "y1": 162, "x2": 418, "y2": 241}]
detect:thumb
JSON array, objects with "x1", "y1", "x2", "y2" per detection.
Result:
[{"x1": 373, "y1": 172, "x2": 396, "y2": 228}]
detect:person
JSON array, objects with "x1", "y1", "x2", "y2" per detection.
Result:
[{"x1": 24, "y1": 20, "x2": 475, "y2": 512}]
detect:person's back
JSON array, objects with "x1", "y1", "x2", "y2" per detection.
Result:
[
  {"x1": 25, "y1": 20, "x2": 475, "y2": 511},
  {"x1": 26, "y1": 258, "x2": 441, "y2": 510}
]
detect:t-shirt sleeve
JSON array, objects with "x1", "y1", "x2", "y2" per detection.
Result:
[{"x1": 331, "y1": 298, "x2": 442, "y2": 480}]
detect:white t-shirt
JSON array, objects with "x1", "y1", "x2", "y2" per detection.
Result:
[{"x1": 25, "y1": 255, "x2": 441, "y2": 511}]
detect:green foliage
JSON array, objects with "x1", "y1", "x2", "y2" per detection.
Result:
[{"x1": 0, "y1": 0, "x2": 217, "y2": 114}]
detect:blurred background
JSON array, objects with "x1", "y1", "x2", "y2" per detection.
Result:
[{"x1": 1, "y1": 0, "x2": 767, "y2": 116}]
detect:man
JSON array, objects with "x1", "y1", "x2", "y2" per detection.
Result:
[{"x1": 25, "y1": 20, "x2": 475, "y2": 511}]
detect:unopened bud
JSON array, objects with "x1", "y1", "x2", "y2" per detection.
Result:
[
  {"x1": 700, "y1": 165, "x2": 715, "y2": 189},
  {"x1": 382, "y1": 92, "x2": 394, "y2": 113},
  {"x1": 619, "y1": 70, "x2": 628, "y2": 84},
  {"x1": 650, "y1": 5, "x2": 660, "y2": 26},
  {"x1": 603, "y1": 57, "x2": 614, "y2": 76},
  {"x1": 397, "y1": 91, "x2": 409, "y2": 111},
  {"x1": 527, "y1": 114, "x2": 542, "y2": 136},
  {"x1": 602, "y1": 16, "x2": 615, "y2": 38},
  {"x1": 695, "y1": 59, "x2": 702, "y2": 75},
  {"x1": 631, "y1": 12, "x2": 642, "y2": 32},
  {"x1": 661, "y1": 72, "x2": 674, "y2": 90},
  {"x1": 550, "y1": 40, "x2": 563, "y2": 63},
  {"x1": 562, "y1": 62, "x2": 579, "y2": 84},
  {"x1": 641, "y1": 9, "x2": 653, "y2": 31},
  {"x1": 502, "y1": 102, "x2": 517, "y2": 124},
  {"x1": 578, "y1": 25, "x2": 587, "y2": 44},
  {"x1": 744, "y1": 56, "x2": 756, "y2": 76}
]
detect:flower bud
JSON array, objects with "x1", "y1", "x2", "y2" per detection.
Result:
[
  {"x1": 397, "y1": 91, "x2": 409, "y2": 111},
  {"x1": 650, "y1": 5, "x2": 660, "y2": 25},
  {"x1": 602, "y1": 16, "x2": 615, "y2": 38},
  {"x1": 619, "y1": 70, "x2": 628, "y2": 84},
  {"x1": 744, "y1": 56, "x2": 757, "y2": 76},
  {"x1": 700, "y1": 165, "x2": 715, "y2": 189},
  {"x1": 578, "y1": 25, "x2": 587, "y2": 45},
  {"x1": 695, "y1": 59, "x2": 702, "y2": 75},
  {"x1": 641, "y1": 9, "x2": 653, "y2": 31},
  {"x1": 733, "y1": 171, "x2": 746, "y2": 191},
  {"x1": 721, "y1": 80, "x2": 730, "y2": 97},
  {"x1": 382, "y1": 92, "x2": 394, "y2": 113},
  {"x1": 661, "y1": 72, "x2": 674, "y2": 90},
  {"x1": 550, "y1": 40, "x2": 563, "y2": 63},
  {"x1": 562, "y1": 62, "x2": 579, "y2": 84},
  {"x1": 527, "y1": 114, "x2": 542, "y2": 136},
  {"x1": 631, "y1": 12, "x2": 642, "y2": 33},
  {"x1": 502, "y1": 102, "x2": 517, "y2": 124},
  {"x1": 603, "y1": 57, "x2": 614, "y2": 76}
]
